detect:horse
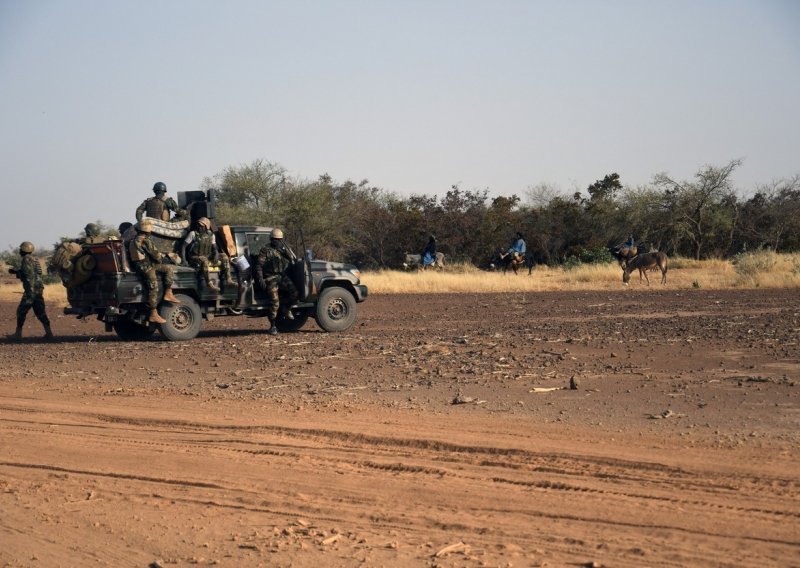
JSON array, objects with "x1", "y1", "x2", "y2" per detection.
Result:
[
  {"x1": 403, "y1": 252, "x2": 445, "y2": 271},
  {"x1": 623, "y1": 252, "x2": 668, "y2": 285}
]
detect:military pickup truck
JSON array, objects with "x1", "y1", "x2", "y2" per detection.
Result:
[{"x1": 63, "y1": 192, "x2": 367, "y2": 341}]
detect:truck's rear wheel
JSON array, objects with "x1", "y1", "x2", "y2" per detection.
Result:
[
  {"x1": 114, "y1": 317, "x2": 156, "y2": 341},
  {"x1": 158, "y1": 294, "x2": 202, "y2": 341},
  {"x1": 315, "y1": 287, "x2": 357, "y2": 332}
]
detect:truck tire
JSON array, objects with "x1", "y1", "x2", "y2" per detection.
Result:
[
  {"x1": 158, "y1": 294, "x2": 202, "y2": 341},
  {"x1": 276, "y1": 310, "x2": 310, "y2": 332},
  {"x1": 315, "y1": 287, "x2": 357, "y2": 332},
  {"x1": 114, "y1": 317, "x2": 156, "y2": 341}
]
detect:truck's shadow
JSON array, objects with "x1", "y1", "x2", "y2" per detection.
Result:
[{"x1": 2, "y1": 328, "x2": 319, "y2": 345}]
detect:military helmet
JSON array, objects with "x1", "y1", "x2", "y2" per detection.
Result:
[
  {"x1": 152, "y1": 181, "x2": 167, "y2": 194},
  {"x1": 138, "y1": 219, "x2": 154, "y2": 233},
  {"x1": 271, "y1": 228, "x2": 284, "y2": 239},
  {"x1": 85, "y1": 222, "x2": 100, "y2": 236},
  {"x1": 19, "y1": 241, "x2": 34, "y2": 254},
  {"x1": 196, "y1": 217, "x2": 212, "y2": 230}
]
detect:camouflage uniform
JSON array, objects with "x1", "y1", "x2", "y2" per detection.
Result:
[
  {"x1": 129, "y1": 233, "x2": 177, "y2": 309},
  {"x1": 256, "y1": 241, "x2": 298, "y2": 325},
  {"x1": 10, "y1": 250, "x2": 52, "y2": 340},
  {"x1": 182, "y1": 227, "x2": 233, "y2": 292},
  {"x1": 135, "y1": 195, "x2": 185, "y2": 222}
]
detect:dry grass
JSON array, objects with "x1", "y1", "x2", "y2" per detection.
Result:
[
  {"x1": 363, "y1": 254, "x2": 800, "y2": 294},
  {"x1": 0, "y1": 254, "x2": 797, "y2": 303}
]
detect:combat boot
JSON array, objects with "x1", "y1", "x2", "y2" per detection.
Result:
[
  {"x1": 266, "y1": 323, "x2": 278, "y2": 336},
  {"x1": 281, "y1": 308, "x2": 295, "y2": 321},
  {"x1": 162, "y1": 288, "x2": 181, "y2": 304},
  {"x1": 43, "y1": 324, "x2": 54, "y2": 340},
  {"x1": 148, "y1": 309, "x2": 167, "y2": 324},
  {"x1": 206, "y1": 280, "x2": 220, "y2": 293},
  {"x1": 9, "y1": 326, "x2": 22, "y2": 341}
]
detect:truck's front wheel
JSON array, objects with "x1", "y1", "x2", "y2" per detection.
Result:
[
  {"x1": 158, "y1": 294, "x2": 202, "y2": 341},
  {"x1": 315, "y1": 287, "x2": 357, "y2": 332}
]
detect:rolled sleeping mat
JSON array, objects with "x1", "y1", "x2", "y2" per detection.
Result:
[{"x1": 68, "y1": 254, "x2": 97, "y2": 288}]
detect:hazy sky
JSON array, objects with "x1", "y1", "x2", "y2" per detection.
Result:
[{"x1": 1, "y1": 0, "x2": 798, "y2": 250}]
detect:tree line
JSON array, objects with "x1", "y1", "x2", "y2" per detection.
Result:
[
  {"x1": 203, "y1": 158, "x2": 799, "y2": 269},
  {"x1": 6, "y1": 158, "x2": 794, "y2": 271}
]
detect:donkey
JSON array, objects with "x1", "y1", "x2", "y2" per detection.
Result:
[
  {"x1": 610, "y1": 244, "x2": 647, "y2": 268},
  {"x1": 623, "y1": 251, "x2": 668, "y2": 285},
  {"x1": 403, "y1": 252, "x2": 445, "y2": 271}
]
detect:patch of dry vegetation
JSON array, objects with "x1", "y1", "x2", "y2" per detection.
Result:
[
  {"x1": 1, "y1": 254, "x2": 797, "y2": 304},
  {"x1": 363, "y1": 254, "x2": 800, "y2": 294}
]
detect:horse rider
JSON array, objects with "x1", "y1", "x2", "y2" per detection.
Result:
[
  {"x1": 624, "y1": 234, "x2": 636, "y2": 249},
  {"x1": 504, "y1": 232, "x2": 526, "y2": 262},
  {"x1": 421, "y1": 235, "x2": 437, "y2": 267}
]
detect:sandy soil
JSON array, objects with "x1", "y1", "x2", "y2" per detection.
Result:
[{"x1": 0, "y1": 288, "x2": 798, "y2": 567}]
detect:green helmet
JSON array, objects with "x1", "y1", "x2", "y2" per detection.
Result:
[
  {"x1": 19, "y1": 241, "x2": 34, "y2": 254},
  {"x1": 85, "y1": 223, "x2": 100, "y2": 237},
  {"x1": 152, "y1": 181, "x2": 167, "y2": 194}
]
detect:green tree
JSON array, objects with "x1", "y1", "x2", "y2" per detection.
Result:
[{"x1": 653, "y1": 159, "x2": 742, "y2": 259}]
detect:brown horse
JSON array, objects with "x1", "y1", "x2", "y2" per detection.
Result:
[{"x1": 623, "y1": 252, "x2": 668, "y2": 285}]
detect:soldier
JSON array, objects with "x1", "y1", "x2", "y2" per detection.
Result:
[
  {"x1": 82, "y1": 223, "x2": 106, "y2": 244},
  {"x1": 181, "y1": 217, "x2": 234, "y2": 294},
  {"x1": 129, "y1": 219, "x2": 181, "y2": 324},
  {"x1": 255, "y1": 228, "x2": 299, "y2": 335},
  {"x1": 135, "y1": 182, "x2": 187, "y2": 222},
  {"x1": 8, "y1": 241, "x2": 53, "y2": 340}
]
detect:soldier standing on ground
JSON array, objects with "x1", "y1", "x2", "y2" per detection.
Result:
[
  {"x1": 255, "y1": 228, "x2": 298, "y2": 335},
  {"x1": 181, "y1": 217, "x2": 235, "y2": 294},
  {"x1": 8, "y1": 241, "x2": 53, "y2": 340},
  {"x1": 129, "y1": 219, "x2": 181, "y2": 324},
  {"x1": 135, "y1": 182, "x2": 187, "y2": 222}
]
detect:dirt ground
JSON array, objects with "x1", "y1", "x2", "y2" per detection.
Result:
[{"x1": 0, "y1": 288, "x2": 798, "y2": 567}]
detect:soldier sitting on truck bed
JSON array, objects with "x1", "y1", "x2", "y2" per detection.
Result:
[
  {"x1": 129, "y1": 219, "x2": 181, "y2": 324},
  {"x1": 255, "y1": 228, "x2": 299, "y2": 335},
  {"x1": 136, "y1": 182, "x2": 188, "y2": 222},
  {"x1": 82, "y1": 223, "x2": 106, "y2": 244},
  {"x1": 181, "y1": 217, "x2": 235, "y2": 294}
]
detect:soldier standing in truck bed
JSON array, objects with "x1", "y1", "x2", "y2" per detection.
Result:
[
  {"x1": 8, "y1": 241, "x2": 53, "y2": 340},
  {"x1": 136, "y1": 182, "x2": 187, "y2": 222},
  {"x1": 129, "y1": 219, "x2": 181, "y2": 324},
  {"x1": 181, "y1": 217, "x2": 235, "y2": 294},
  {"x1": 255, "y1": 228, "x2": 298, "y2": 335}
]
